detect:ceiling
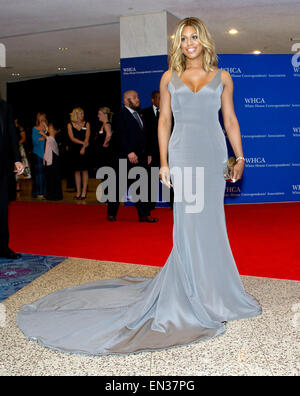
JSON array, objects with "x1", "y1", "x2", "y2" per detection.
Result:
[{"x1": 0, "y1": 0, "x2": 299, "y2": 82}]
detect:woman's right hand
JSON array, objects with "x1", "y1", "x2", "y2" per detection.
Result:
[{"x1": 160, "y1": 165, "x2": 173, "y2": 189}]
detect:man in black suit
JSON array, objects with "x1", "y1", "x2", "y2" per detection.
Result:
[
  {"x1": 0, "y1": 98, "x2": 24, "y2": 259},
  {"x1": 107, "y1": 90, "x2": 158, "y2": 223},
  {"x1": 142, "y1": 91, "x2": 161, "y2": 210},
  {"x1": 142, "y1": 90, "x2": 174, "y2": 210}
]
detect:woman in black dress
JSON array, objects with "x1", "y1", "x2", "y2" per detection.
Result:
[
  {"x1": 93, "y1": 106, "x2": 113, "y2": 170},
  {"x1": 67, "y1": 108, "x2": 90, "y2": 200}
]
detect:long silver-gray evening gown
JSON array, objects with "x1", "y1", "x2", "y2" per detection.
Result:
[{"x1": 17, "y1": 68, "x2": 261, "y2": 355}]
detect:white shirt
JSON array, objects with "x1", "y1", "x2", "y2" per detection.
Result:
[{"x1": 153, "y1": 105, "x2": 159, "y2": 117}]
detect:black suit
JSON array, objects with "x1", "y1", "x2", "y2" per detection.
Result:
[
  {"x1": 142, "y1": 106, "x2": 175, "y2": 210},
  {"x1": 107, "y1": 107, "x2": 151, "y2": 219},
  {"x1": 142, "y1": 106, "x2": 160, "y2": 210},
  {"x1": 0, "y1": 99, "x2": 21, "y2": 250},
  {"x1": 142, "y1": 106, "x2": 160, "y2": 165}
]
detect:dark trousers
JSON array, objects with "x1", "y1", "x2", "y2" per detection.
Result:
[
  {"x1": 0, "y1": 175, "x2": 9, "y2": 250},
  {"x1": 32, "y1": 154, "x2": 46, "y2": 196},
  {"x1": 107, "y1": 157, "x2": 151, "y2": 219},
  {"x1": 148, "y1": 156, "x2": 160, "y2": 211},
  {"x1": 45, "y1": 154, "x2": 63, "y2": 201},
  {"x1": 148, "y1": 157, "x2": 174, "y2": 210}
]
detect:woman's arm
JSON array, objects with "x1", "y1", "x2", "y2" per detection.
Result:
[
  {"x1": 158, "y1": 70, "x2": 173, "y2": 187},
  {"x1": 103, "y1": 123, "x2": 112, "y2": 147},
  {"x1": 220, "y1": 70, "x2": 245, "y2": 181},
  {"x1": 84, "y1": 122, "x2": 91, "y2": 147},
  {"x1": 158, "y1": 70, "x2": 173, "y2": 168},
  {"x1": 39, "y1": 129, "x2": 48, "y2": 140},
  {"x1": 67, "y1": 123, "x2": 85, "y2": 145},
  {"x1": 19, "y1": 130, "x2": 26, "y2": 145}
]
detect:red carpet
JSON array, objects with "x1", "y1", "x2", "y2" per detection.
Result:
[{"x1": 9, "y1": 201, "x2": 300, "y2": 281}]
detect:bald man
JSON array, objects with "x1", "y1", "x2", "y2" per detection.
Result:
[{"x1": 107, "y1": 90, "x2": 158, "y2": 222}]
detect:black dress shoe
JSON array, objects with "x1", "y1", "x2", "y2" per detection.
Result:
[
  {"x1": 139, "y1": 216, "x2": 159, "y2": 223},
  {"x1": 0, "y1": 248, "x2": 21, "y2": 260},
  {"x1": 107, "y1": 215, "x2": 117, "y2": 222}
]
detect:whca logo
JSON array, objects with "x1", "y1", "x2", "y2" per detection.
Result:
[
  {"x1": 0, "y1": 43, "x2": 6, "y2": 68},
  {"x1": 222, "y1": 67, "x2": 242, "y2": 74},
  {"x1": 244, "y1": 98, "x2": 266, "y2": 104},
  {"x1": 291, "y1": 43, "x2": 300, "y2": 69}
]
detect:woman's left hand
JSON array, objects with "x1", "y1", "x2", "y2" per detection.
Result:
[{"x1": 230, "y1": 160, "x2": 244, "y2": 183}]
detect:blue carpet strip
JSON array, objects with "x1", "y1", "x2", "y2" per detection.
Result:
[{"x1": 0, "y1": 254, "x2": 67, "y2": 302}]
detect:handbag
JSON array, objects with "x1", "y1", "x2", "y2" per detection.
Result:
[{"x1": 223, "y1": 157, "x2": 237, "y2": 182}]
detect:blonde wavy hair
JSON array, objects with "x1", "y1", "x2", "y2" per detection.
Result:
[
  {"x1": 99, "y1": 106, "x2": 114, "y2": 123},
  {"x1": 169, "y1": 17, "x2": 218, "y2": 76},
  {"x1": 70, "y1": 107, "x2": 84, "y2": 123}
]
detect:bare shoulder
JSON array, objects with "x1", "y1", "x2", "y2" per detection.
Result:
[
  {"x1": 160, "y1": 69, "x2": 173, "y2": 86},
  {"x1": 219, "y1": 69, "x2": 233, "y2": 86}
]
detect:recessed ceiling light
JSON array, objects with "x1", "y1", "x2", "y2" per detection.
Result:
[
  {"x1": 11, "y1": 73, "x2": 20, "y2": 77},
  {"x1": 58, "y1": 47, "x2": 68, "y2": 51},
  {"x1": 228, "y1": 29, "x2": 239, "y2": 35},
  {"x1": 253, "y1": 50, "x2": 262, "y2": 55},
  {"x1": 57, "y1": 67, "x2": 67, "y2": 71}
]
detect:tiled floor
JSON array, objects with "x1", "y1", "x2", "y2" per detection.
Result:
[{"x1": 0, "y1": 257, "x2": 299, "y2": 376}]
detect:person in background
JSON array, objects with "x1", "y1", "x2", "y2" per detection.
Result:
[
  {"x1": 107, "y1": 90, "x2": 158, "y2": 223},
  {"x1": 44, "y1": 122, "x2": 63, "y2": 201},
  {"x1": 61, "y1": 125, "x2": 76, "y2": 192},
  {"x1": 93, "y1": 106, "x2": 113, "y2": 171},
  {"x1": 142, "y1": 91, "x2": 161, "y2": 165},
  {"x1": 14, "y1": 118, "x2": 31, "y2": 192},
  {"x1": 32, "y1": 112, "x2": 48, "y2": 199},
  {"x1": 0, "y1": 98, "x2": 24, "y2": 259},
  {"x1": 142, "y1": 91, "x2": 161, "y2": 210},
  {"x1": 67, "y1": 108, "x2": 90, "y2": 200}
]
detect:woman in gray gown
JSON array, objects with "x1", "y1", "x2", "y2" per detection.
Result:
[{"x1": 17, "y1": 17, "x2": 261, "y2": 355}]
